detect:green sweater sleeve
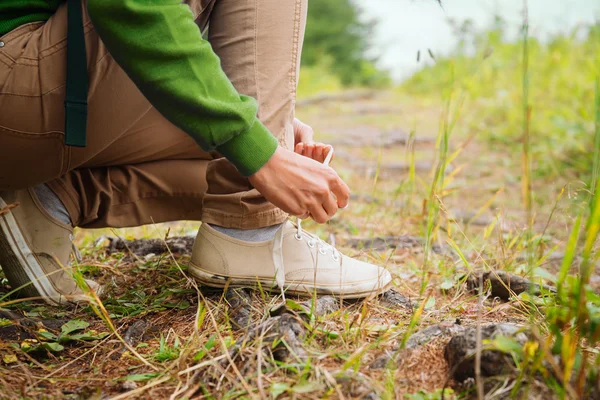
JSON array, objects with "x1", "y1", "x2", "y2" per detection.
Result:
[{"x1": 87, "y1": 0, "x2": 278, "y2": 176}]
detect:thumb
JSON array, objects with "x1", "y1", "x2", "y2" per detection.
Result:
[{"x1": 294, "y1": 118, "x2": 314, "y2": 144}]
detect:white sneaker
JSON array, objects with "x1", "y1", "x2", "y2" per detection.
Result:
[
  {"x1": 189, "y1": 221, "x2": 392, "y2": 299},
  {"x1": 0, "y1": 189, "x2": 100, "y2": 305}
]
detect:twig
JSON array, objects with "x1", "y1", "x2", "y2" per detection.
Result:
[{"x1": 0, "y1": 202, "x2": 19, "y2": 216}]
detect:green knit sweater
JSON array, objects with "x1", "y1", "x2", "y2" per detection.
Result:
[{"x1": 0, "y1": 0, "x2": 278, "y2": 176}]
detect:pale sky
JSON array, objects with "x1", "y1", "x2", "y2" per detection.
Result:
[{"x1": 361, "y1": 0, "x2": 600, "y2": 80}]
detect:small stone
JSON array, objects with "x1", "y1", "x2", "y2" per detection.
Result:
[
  {"x1": 378, "y1": 288, "x2": 412, "y2": 311},
  {"x1": 299, "y1": 296, "x2": 340, "y2": 318},
  {"x1": 369, "y1": 352, "x2": 394, "y2": 369},
  {"x1": 121, "y1": 381, "x2": 138, "y2": 391},
  {"x1": 123, "y1": 320, "x2": 150, "y2": 348}
]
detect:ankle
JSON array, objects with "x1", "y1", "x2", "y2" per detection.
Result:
[
  {"x1": 33, "y1": 184, "x2": 72, "y2": 226},
  {"x1": 208, "y1": 222, "x2": 283, "y2": 242}
]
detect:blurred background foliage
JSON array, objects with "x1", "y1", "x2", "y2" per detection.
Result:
[
  {"x1": 402, "y1": 20, "x2": 600, "y2": 180},
  {"x1": 300, "y1": 0, "x2": 599, "y2": 181},
  {"x1": 300, "y1": 0, "x2": 391, "y2": 88}
]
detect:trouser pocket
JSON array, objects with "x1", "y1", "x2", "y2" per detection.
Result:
[{"x1": 0, "y1": 127, "x2": 65, "y2": 190}]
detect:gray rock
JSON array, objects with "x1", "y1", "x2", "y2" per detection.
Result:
[
  {"x1": 225, "y1": 313, "x2": 307, "y2": 365},
  {"x1": 123, "y1": 320, "x2": 150, "y2": 348},
  {"x1": 299, "y1": 296, "x2": 340, "y2": 318},
  {"x1": 405, "y1": 323, "x2": 467, "y2": 349},
  {"x1": 105, "y1": 236, "x2": 194, "y2": 257},
  {"x1": 370, "y1": 351, "x2": 395, "y2": 370},
  {"x1": 378, "y1": 289, "x2": 412, "y2": 311},
  {"x1": 444, "y1": 323, "x2": 528, "y2": 382},
  {"x1": 466, "y1": 271, "x2": 556, "y2": 300},
  {"x1": 370, "y1": 323, "x2": 465, "y2": 369}
]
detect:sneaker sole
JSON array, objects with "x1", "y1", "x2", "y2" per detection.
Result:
[
  {"x1": 188, "y1": 262, "x2": 392, "y2": 299},
  {"x1": 0, "y1": 196, "x2": 63, "y2": 305}
]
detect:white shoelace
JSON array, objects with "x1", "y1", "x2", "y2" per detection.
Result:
[
  {"x1": 272, "y1": 147, "x2": 341, "y2": 300},
  {"x1": 296, "y1": 146, "x2": 339, "y2": 260},
  {"x1": 294, "y1": 219, "x2": 341, "y2": 262}
]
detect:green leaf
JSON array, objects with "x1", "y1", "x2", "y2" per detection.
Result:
[
  {"x1": 122, "y1": 373, "x2": 160, "y2": 382},
  {"x1": 61, "y1": 320, "x2": 89, "y2": 335},
  {"x1": 533, "y1": 267, "x2": 557, "y2": 283},
  {"x1": 439, "y1": 278, "x2": 455, "y2": 290},
  {"x1": 43, "y1": 342, "x2": 65, "y2": 352},
  {"x1": 285, "y1": 299, "x2": 307, "y2": 312},
  {"x1": 423, "y1": 297, "x2": 436, "y2": 310},
  {"x1": 489, "y1": 335, "x2": 523, "y2": 357},
  {"x1": 193, "y1": 335, "x2": 216, "y2": 362},
  {"x1": 317, "y1": 328, "x2": 340, "y2": 339},
  {"x1": 291, "y1": 381, "x2": 324, "y2": 394},
  {"x1": 269, "y1": 382, "x2": 289, "y2": 398},
  {"x1": 37, "y1": 331, "x2": 58, "y2": 341}
]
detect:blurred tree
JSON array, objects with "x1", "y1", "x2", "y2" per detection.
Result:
[{"x1": 302, "y1": 0, "x2": 390, "y2": 87}]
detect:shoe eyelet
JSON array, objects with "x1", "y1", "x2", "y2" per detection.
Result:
[
  {"x1": 318, "y1": 247, "x2": 327, "y2": 255},
  {"x1": 332, "y1": 254, "x2": 340, "y2": 262},
  {"x1": 294, "y1": 234, "x2": 303, "y2": 241},
  {"x1": 307, "y1": 241, "x2": 315, "y2": 248}
]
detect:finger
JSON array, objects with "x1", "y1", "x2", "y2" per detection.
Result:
[
  {"x1": 329, "y1": 172, "x2": 350, "y2": 208},
  {"x1": 323, "y1": 192, "x2": 338, "y2": 218},
  {"x1": 295, "y1": 142, "x2": 304, "y2": 155},
  {"x1": 304, "y1": 143, "x2": 315, "y2": 160},
  {"x1": 308, "y1": 203, "x2": 329, "y2": 224},
  {"x1": 313, "y1": 144, "x2": 325, "y2": 163}
]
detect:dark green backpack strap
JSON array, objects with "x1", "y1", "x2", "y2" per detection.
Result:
[{"x1": 64, "y1": 0, "x2": 88, "y2": 147}]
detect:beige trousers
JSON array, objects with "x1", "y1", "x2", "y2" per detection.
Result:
[{"x1": 0, "y1": 0, "x2": 307, "y2": 229}]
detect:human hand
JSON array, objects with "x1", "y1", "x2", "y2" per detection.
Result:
[
  {"x1": 293, "y1": 118, "x2": 333, "y2": 164},
  {"x1": 248, "y1": 146, "x2": 350, "y2": 223}
]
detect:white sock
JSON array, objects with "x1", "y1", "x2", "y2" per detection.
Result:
[
  {"x1": 209, "y1": 223, "x2": 283, "y2": 242},
  {"x1": 33, "y1": 184, "x2": 72, "y2": 226}
]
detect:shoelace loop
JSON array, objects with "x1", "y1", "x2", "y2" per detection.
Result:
[{"x1": 295, "y1": 215, "x2": 341, "y2": 262}]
